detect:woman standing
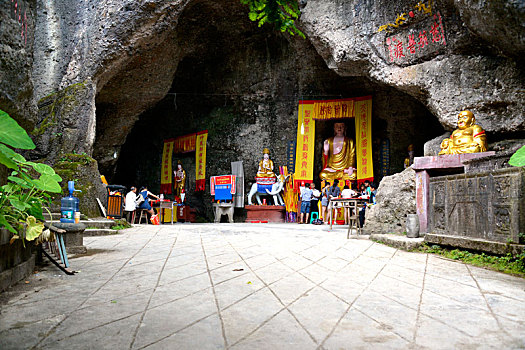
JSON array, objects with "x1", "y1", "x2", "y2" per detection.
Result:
[{"x1": 321, "y1": 181, "x2": 331, "y2": 223}]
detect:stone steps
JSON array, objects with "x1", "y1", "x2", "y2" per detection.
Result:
[
  {"x1": 80, "y1": 219, "x2": 116, "y2": 229},
  {"x1": 84, "y1": 228, "x2": 119, "y2": 236}
]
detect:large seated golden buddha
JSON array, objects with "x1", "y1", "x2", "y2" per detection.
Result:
[
  {"x1": 439, "y1": 110, "x2": 487, "y2": 155},
  {"x1": 319, "y1": 122, "x2": 356, "y2": 182}
]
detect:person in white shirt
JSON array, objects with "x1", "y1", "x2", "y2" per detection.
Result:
[
  {"x1": 341, "y1": 185, "x2": 357, "y2": 224},
  {"x1": 124, "y1": 186, "x2": 139, "y2": 223}
]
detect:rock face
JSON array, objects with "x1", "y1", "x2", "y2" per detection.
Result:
[
  {"x1": 364, "y1": 168, "x2": 416, "y2": 235},
  {"x1": 0, "y1": 0, "x2": 37, "y2": 130},
  {"x1": 0, "y1": 0, "x2": 523, "y2": 219}
]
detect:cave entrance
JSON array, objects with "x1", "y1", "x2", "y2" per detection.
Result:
[{"x1": 93, "y1": 0, "x2": 445, "y2": 218}]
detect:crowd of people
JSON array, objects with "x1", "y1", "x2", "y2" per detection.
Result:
[{"x1": 298, "y1": 179, "x2": 377, "y2": 226}]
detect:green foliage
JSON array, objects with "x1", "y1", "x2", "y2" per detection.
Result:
[
  {"x1": 111, "y1": 219, "x2": 132, "y2": 230},
  {"x1": 0, "y1": 110, "x2": 62, "y2": 241},
  {"x1": 417, "y1": 244, "x2": 525, "y2": 277},
  {"x1": 240, "y1": 0, "x2": 305, "y2": 38},
  {"x1": 508, "y1": 145, "x2": 525, "y2": 167}
]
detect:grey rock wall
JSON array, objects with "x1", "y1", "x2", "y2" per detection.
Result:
[{"x1": 0, "y1": 0, "x2": 37, "y2": 130}]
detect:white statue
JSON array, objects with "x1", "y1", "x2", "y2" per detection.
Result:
[{"x1": 247, "y1": 174, "x2": 290, "y2": 205}]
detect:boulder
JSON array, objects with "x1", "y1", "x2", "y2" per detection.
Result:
[{"x1": 364, "y1": 168, "x2": 416, "y2": 235}]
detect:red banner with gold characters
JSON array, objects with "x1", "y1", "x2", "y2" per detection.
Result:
[
  {"x1": 294, "y1": 102, "x2": 316, "y2": 187},
  {"x1": 195, "y1": 130, "x2": 208, "y2": 191},
  {"x1": 355, "y1": 96, "x2": 373, "y2": 184},
  {"x1": 313, "y1": 99, "x2": 354, "y2": 120},
  {"x1": 160, "y1": 139, "x2": 175, "y2": 194},
  {"x1": 173, "y1": 133, "x2": 196, "y2": 153}
]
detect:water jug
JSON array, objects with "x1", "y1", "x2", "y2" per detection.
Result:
[{"x1": 60, "y1": 181, "x2": 81, "y2": 223}]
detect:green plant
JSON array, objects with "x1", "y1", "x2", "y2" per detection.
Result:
[
  {"x1": 508, "y1": 145, "x2": 525, "y2": 167},
  {"x1": 240, "y1": 0, "x2": 305, "y2": 38},
  {"x1": 0, "y1": 110, "x2": 62, "y2": 242},
  {"x1": 415, "y1": 243, "x2": 525, "y2": 277},
  {"x1": 111, "y1": 219, "x2": 131, "y2": 230}
]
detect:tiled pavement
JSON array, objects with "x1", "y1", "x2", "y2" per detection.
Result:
[{"x1": 1, "y1": 223, "x2": 524, "y2": 349}]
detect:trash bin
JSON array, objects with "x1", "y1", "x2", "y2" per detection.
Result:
[{"x1": 106, "y1": 185, "x2": 127, "y2": 219}]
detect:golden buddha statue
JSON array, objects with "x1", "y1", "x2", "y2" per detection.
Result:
[
  {"x1": 319, "y1": 122, "x2": 356, "y2": 182},
  {"x1": 257, "y1": 148, "x2": 276, "y2": 178},
  {"x1": 439, "y1": 110, "x2": 487, "y2": 155},
  {"x1": 173, "y1": 160, "x2": 186, "y2": 198}
]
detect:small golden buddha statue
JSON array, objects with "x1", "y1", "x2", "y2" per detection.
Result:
[
  {"x1": 257, "y1": 148, "x2": 276, "y2": 178},
  {"x1": 404, "y1": 144, "x2": 414, "y2": 168},
  {"x1": 174, "y1": 160, "x2": 186, "y2": 198},
  {"x1": 319, "y1": 122, "x2": 356, "y2": 182},
  {"x1": 439, "y1": 110, "x2": 487, "y2": 155}
]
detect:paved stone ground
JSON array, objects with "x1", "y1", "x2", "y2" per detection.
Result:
[{"x1": 1, "y1": 223, "x2": 524, "y2": 349}]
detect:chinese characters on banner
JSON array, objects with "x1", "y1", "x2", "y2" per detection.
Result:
[
  {"x1": 380, "y1": 138, "x2": 390, "y2": 178},
  {"x1": 294, "y1": 102, "x2": 316, "y2": 187},
  {"x1": 160, "y1": 139, "x2": 175, "y2": 194},
  {"x1": 195, "y1": 131, "x2": 208, "y2": 192},
  {"x1": 286, "y1": 140, "x2": 296, "y2": 172},
  {"x1": 354, "y1": 97, "x2": 374, "y2": 184},
  {"x1": 173, "y1": 133, "x2": 197, "y2": 153},
  {"x1": 386, "y1": 12, "x2": 446, "y2": 65},
  {"x1": 313, "y1": 99, "x2": 354, "y2": 120}
]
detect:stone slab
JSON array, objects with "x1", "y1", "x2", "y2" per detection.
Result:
[
  {"x1": 425, "y1": 233, "x2": 524, "y2": 255},
  {"x1": 370, "y1": 233, "x2": 425, "y2": 251},
  {"x1": 412, "y1": 152, "x2": 496, "y2": 170}
]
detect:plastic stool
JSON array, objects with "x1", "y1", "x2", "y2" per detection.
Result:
[{"x1": 310, "y1": 212, "x2": 319, "y2": 223}]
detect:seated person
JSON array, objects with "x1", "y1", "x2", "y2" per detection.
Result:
[
  {"x1": 137, "y1": 186, "x2": 160, "y2": 217},
  {"x1": 341, "y1": 185, "x2": 358, "y2": 224},
  {"x1": 124, "y1": 186, "x2": 139, "y2": 223}
]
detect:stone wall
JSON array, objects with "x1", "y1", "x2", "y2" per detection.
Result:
[
  {"x1": 427, "y1": 167, "x2": 524, "y2": 245},
  {"x1": 0, "y1": 229, "x2": 35, "y2": 292}
]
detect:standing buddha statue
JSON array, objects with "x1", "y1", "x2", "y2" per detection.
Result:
[
  {"x1": 174, "y1": 160, "x2": 186, "y2": 198},
  {"x1": 439, "y1": 110, "x2": 487, "y2": 155}
]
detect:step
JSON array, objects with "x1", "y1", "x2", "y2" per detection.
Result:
[
  {"x1": 80, "y1": 219, "x2": 116, "y2": 229},
  {"x1": 84, "y1": 228, "x2": 119, "y2": 236}
]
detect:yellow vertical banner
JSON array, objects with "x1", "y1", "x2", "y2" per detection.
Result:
[
  {"x1": 195, "y1": 130, "x2": 208, "y2": 191},
  {"x1": 160, "y1": 139, "x2": 175, "y2": 194},
  {"x1": 294, "y1": 102, "x2": 316, "y2": 187},
  {"x1": 354, "y1": 97, "x2": 373, "y2": 183}
]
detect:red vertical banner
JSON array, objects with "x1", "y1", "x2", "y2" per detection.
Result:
[
  {"x1": 160, "y1": 139, "x2": 175, "y2": 194},
  {"x1": 195, "y1": 130, "x2": 208, "y2": 192}
]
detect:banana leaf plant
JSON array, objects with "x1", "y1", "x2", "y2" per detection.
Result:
[{"x1": 0, "y1": 109, "x2": 62, "y2": 243}]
